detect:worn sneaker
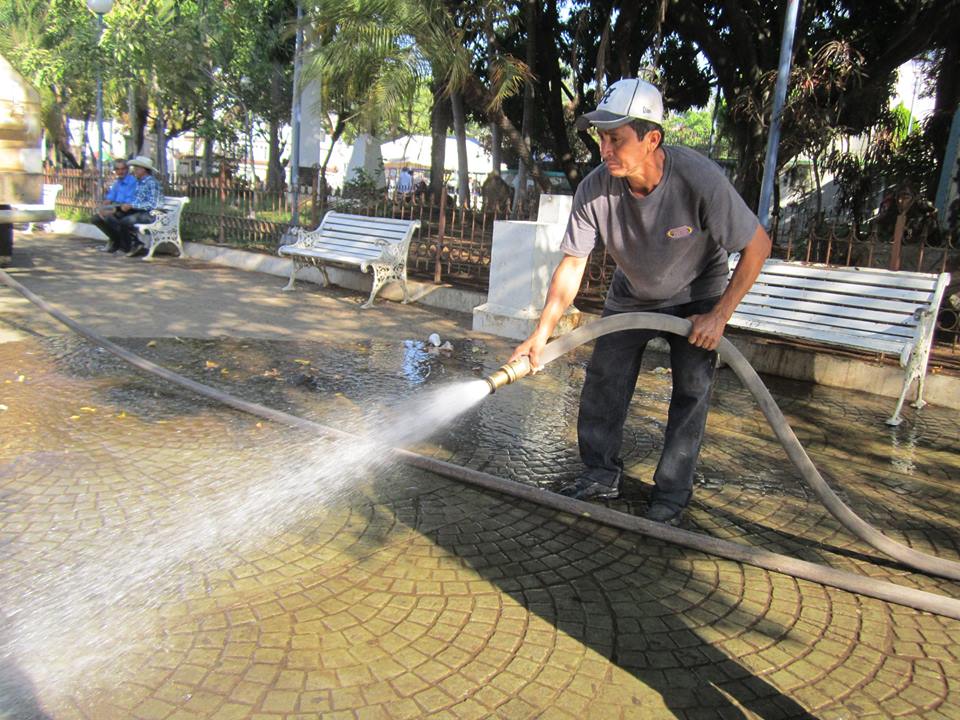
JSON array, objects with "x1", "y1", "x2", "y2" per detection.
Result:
[
  {"x1": 558, "y1": 478, "x2": 621, "y2": 501},
  {"x1": 97, "y1": 243, "x2": 117, "y2": 253},
  {"x1": 645, "y1": 502, "x2": 684, "y2": 526}
]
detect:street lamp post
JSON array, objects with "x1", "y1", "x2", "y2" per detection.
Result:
[{"x1": 86, "y1": 0, "x2": 114, "y2": 200}]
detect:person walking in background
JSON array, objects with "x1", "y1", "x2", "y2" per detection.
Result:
[
  {"x1": 510, "y1": 78, "x2": 771, "y2": 526},
  {"x1": 92, "y1": 155, "x2": 162, "y2": 257},
  {"x1": 92, "y1": 159, "x2": 137, "y2": 252}
]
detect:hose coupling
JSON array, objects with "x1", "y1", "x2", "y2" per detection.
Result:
[{"x1": 484, "y1": 356, "x2": 532, "y2": 394}]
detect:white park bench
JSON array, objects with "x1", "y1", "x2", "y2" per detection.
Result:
[
  {"x1": 134, "y1": 196, "x2": 189, "y2": 260},
  {"x1": 727, "y1": 257, "x2": 950, "y2": 426},
  {"x1": 278, "y1": 211, "x2": 421, "y2": 308}
]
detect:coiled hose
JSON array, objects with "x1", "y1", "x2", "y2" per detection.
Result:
[{"x1": 2, "y1": 267, "x2": 959, "y2": 620}]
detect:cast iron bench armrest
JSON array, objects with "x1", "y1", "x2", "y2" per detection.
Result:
[{"x1": 133, "y1": 197, "x2": 190, "y2": 260}]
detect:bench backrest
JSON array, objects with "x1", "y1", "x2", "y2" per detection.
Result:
[
  {"x1": 311, "y1": 212, "x2": 420, "y2": 258},
  {"x1": 728, "y1": 257, "x2": 950, "y2": 360},
  {"x1": 141, "y1": 196, "x2": 188, "y2": 230},
  {"x1": 157, "y1": 196, "x2": 188, "y2": 217}
]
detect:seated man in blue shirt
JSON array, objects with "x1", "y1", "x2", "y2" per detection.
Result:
[
  {"x1": 93, "y1": 155, "x2": 162, "y2": 256},
  {"x1": 93, "y1": 158, "x2": 137, "y2": 251}
]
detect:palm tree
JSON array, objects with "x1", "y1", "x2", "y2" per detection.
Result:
[{"x1": 304, "y1": 0, "x2": 550, "y2": 200}]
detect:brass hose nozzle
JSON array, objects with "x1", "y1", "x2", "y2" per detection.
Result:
[{"x1": 483, "y1": 356, "x2": 532, "y2": 394}]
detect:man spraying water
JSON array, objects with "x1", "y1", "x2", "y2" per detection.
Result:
[{"x1": 510, "y1": 78, "x2": 771, "y2": 525}]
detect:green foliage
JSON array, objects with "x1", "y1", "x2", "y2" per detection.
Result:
[
  {"x1": 341, "y1": 167, "x2": 384, "y2": 203},
  {"x1": 0, "y1": 0, "x2": 293, "y2": 161},
  {"x1": 825, "y1": 109, "x2": 939, "y2": 229}
]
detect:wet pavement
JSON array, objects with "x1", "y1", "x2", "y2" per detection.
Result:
[{"x1": 1, "y1": 233, "x2": 959, "y2": 719}]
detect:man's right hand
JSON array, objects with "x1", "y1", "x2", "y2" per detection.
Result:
[
  {"x1": 508, "y1": 254, "x2": 589, "y2": 372},
  {"x1": 509, "y1": 330, "x2": 550, "y2": 372}
]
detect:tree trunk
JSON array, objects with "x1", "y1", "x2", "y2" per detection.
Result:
[
  {"x1": 266, "y1": 66, "x2": 286, "y2": 191},
  {"x1": 126, "y1": 83, "x2": 138, "y2": 157},
  {"x1": 429, "y1": 79, "x2": 451, "y2": 197},
  {"x1": 202, "y1": 91, "x2": 215, "y2": 178},
  {"x1": 513, "y1": 0, "x2": 538, "y2": 217},
  {"x1": 490, "y1": 123, "x2": 502, "y2": 176},
  {"x1": 55, "y1": 109, "x2": 80, "y2": 169},
  {"x1": 80, "y1": 116, "x2": 90, "y2": 169},
  {"x1": 153, "y1": 70, "x2": 167, "y2": 177},
  {"x1": 731, "y1": 115, "x2": 766, "y2": 211},
  {"x1": 539, "y1": 0, "x2": 582, "y2": 191},
  {"x1": 451, "y1": 90, "x2": 470, "y2": 206},
  {"x1": 155, "y1": 109, "x2": 167, "y2": 177},
  {"x1": 128, "y1": 82, "x2": 149, "y2": 158},
  {"x1": 927, "y1": 43, "x2": 960, "y2": 198},
  {"x1": 319, "y1": 116, "x2": 345, "y2": 196},
  {"x1": 812, "y1": 152, "x2": 822, "y2": 220},
  {"x1": 484, "y1": 6, "x2": 503, "y2": 178}
]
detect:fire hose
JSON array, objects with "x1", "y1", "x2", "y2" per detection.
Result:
[{"x1": 2, "y1": 267, "x2": 960, "y2": 620}]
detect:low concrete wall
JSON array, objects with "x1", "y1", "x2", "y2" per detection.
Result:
[{"x1": 51, "y1": 221, "x2": 960, "y2": 411}]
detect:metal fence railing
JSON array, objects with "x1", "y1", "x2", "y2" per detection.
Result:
[{"x1": 45, "y1": 168, "x2": 959, "y2": 351}]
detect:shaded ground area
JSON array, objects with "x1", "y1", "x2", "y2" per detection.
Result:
[{"x1": 1, "y1": 233, "x2": 959, "y2": 719}]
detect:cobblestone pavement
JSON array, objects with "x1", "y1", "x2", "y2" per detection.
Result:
[{"x1": 1, "y1": 234, "x2": 959, "y2": 719}]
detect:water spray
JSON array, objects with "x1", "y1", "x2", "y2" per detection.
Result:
[
  {"x1": 483, "y1": 355, "x2": 532, "y2": 393},
  {"x1": 4, "y1": 264, "x2": 960, "y2": 620}
]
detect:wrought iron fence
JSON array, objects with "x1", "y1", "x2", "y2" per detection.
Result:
[
  {"x1": 44, "y1": 168, "x2": 959, "y2": 350},
  {"x1": 769, "y1": 213, "x2": 957, "y2": 275}
]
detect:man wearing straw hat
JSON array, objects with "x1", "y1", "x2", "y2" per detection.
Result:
[
  {"x1": 510, "y1": 78, "x2": 771, "y2": 526},
  {"x1": 92, "y1": 155, "x2": 162, "y2": 256}
]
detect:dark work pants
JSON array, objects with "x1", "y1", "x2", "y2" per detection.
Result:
[
  {"x1": 92, "y1": 209, "x2": 153, "y2": 251},
  {"x1": 577, "y1": 298, "x2": 719, "y2": 509}
]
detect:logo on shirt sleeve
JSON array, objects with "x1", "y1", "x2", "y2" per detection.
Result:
[{"x1": 666, "y1": 225, "x2": 694, "y2": 238}]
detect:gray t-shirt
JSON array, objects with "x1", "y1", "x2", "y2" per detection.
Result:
[{"x1": 561, "y1": 146, "x2": 759, "y2": 311}]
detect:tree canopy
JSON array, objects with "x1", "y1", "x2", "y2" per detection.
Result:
[{"x1": 2, "y1": 0, "x2": 957, "y2": 207}]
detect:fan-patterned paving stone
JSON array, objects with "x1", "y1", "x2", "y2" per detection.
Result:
[{"x1": 1, "y1": 328, "x2": 959, "y2": 718}]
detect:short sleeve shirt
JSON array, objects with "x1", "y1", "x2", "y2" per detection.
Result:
[{"x1": 561, "y1": 146, "x2": 759, "y2": 311}]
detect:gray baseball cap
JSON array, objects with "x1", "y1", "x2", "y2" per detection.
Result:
[{"x1": 576, "y1": 78, "x2": 664, "y2": 130}]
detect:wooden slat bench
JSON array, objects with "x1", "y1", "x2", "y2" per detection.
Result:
[
  {"x1": 134, "y1": 196, "x2": 189, "y2": 260},
  {"x1": 727, "y1": 256, "x2": 951, "y2": 425},
  {"x1": 278, "y1": 211, "x2": 421, "y2": 308}
]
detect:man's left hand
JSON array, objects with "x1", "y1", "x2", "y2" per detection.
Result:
[{"x1": 686, "y1": 310, "x2": 727, "y2": 350}]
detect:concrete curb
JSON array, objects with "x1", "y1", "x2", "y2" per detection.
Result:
[{"x1": 48, "y1": 221, "x2": 959, "y2": 411}]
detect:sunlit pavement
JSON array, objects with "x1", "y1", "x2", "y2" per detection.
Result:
[{"x1": 1, "y1": 233, "x2": 958, "y2": 719}]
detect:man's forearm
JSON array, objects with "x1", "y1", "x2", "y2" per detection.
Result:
[{"x1": 532, "y1": 255, "x2": 588, "y2": 340}]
